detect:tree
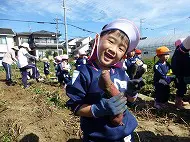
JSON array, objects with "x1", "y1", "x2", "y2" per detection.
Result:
[{"x1": 45, "y1": 50, "x2": 52, "y2": 58}]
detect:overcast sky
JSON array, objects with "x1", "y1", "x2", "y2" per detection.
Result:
[{"x1": 0, "y1": 0, "x2": 190, "y2": 40}]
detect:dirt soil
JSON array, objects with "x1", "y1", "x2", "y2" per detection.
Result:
[{"x1": 0, "y1": 71, "x2": 190, "y2": 142}]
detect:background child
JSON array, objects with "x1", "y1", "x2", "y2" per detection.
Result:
[
  {"x1": 54, "y1": 56, "x2": 62, "y2": 79},
  {"x1": 75, "y1": 49, "x2": 87, "y2": 69},
  {"x1": 124, "y1": 49, "x2": 147, "y2": 80},
  {"x1": 66, "y1": 19, "x2": 141, "y2": 142},
  {"x1": 60, "y1": 54, "x2": 71, "y2": 86},
  {"x1": 56, "y1": 54, "x2": 71, "y2": 87},
  {"x1": 41, "y1": 57, "x2": 50, "y2": 79},
  {"x1": 153, "y1": 46, "x2": 175, "y2": 109},
  {"x1": 134, "y1": 48, "x2": 142, "y2": 58},
  {"x1": 124, "y1": 49, "x2": 146, "y2": 80},
  {"x1": 171, "y1": 37, "x2": 190, "y2": 109},
  {"x1": 17, "y1": 43, "x2": 40, "y2": 88}
]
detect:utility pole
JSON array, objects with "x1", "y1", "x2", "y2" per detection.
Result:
[
  {"x1": 55, "y1": 16, "x2": 60, "y2": 56},
  {"x1": 63, "y1": 0, "x2": 69, "y2": 56},
  {"x1": 140, "y1": 18, "x2": 145, "y2": 38}
]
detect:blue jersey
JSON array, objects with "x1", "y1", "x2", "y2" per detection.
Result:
[
  {"x1": 153, "y1": 60, "x2": 171, "y2": 85},
  {"x1": 75, "y1": 57, "x2": 87, "y2": 69},
  {"x1": 125, "y1": 55, "x2": 144, "y2": 68},
  {"x1": 66, "y1": 62, "x2": 137, "y2": 141}
]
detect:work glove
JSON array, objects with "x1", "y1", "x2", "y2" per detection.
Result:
[
  {"x1": 91, "y1": 93, "x2": 127, "y2": 118},
  {"x1": 165, "y1": 76, "x2": 176, "y2": 84},
  {"x1": 125, "y1": 79, "x2": 145, "y2": 97},
  {"x1": 184, "y1": 76, "x2": 190, "y2": 84}
]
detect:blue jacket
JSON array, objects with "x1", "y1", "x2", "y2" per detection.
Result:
[
  {"x1": 75, "y1": 57, "x2": 87, "y2": 69},
  {"x1": 153, "y1": 60, "x2": 172, "y2": 85},
  {"x1": 125, "y1": 55, "x2": 144, "y2": 68},
  {"x1": 171, "y1": 46, "x2": 190, "y2": 77},
  {"x1": 66, "y1": 62, "x2": 137, "y2": 141}
]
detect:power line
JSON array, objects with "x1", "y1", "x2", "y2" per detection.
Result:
[{"x1": 0, "y1": 18, "x2": 96, "y2": 34}]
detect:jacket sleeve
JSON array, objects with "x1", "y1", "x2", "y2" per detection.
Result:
[
  {"x1": 154, "y1": 64, "x2": 171, "y2": 84},
  {"x1": 66, "y1": 69, "x2": 88, "y2": 114}
]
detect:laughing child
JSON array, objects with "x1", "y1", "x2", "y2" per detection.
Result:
[{"x1": 66, "y1": 19, "x2": 140, "y2": 142}]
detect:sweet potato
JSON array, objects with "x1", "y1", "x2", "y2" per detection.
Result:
[{"x1": 98, "y1": 70, "x2": 124, "y2": 126}]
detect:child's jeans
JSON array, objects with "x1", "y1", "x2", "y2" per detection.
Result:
[
  {"x1": 20, "y1": 64, "x2": 40, "y2": 87},
  {"x1": 2, "y1": 62, "x2": 12, "y2": 81}
]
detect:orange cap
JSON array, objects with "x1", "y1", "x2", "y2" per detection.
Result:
[{"x1": 156, "y1": 46, "x2": 170, "y2": 55}]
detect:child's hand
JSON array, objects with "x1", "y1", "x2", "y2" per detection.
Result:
[
  {"x1": 125, "y1": 79, "x2": 145, "y2": 97},
  {"x1": 91, "y1": 94, "x2": 127, "y2": 118},
  {"x1": 165, "y1": 76, "x2": 176, "y2": 84}
]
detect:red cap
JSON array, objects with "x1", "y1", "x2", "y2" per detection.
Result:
[{"x1": 135, "y1": 49, "x2": 142, "y2": 54}]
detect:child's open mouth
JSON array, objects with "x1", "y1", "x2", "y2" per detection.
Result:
[{"x1": 104, "y1": 52, "x2": 114, "y2": 60}]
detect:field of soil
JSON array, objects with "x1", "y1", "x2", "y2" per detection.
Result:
[{"x1": 0, "y1": 70, "x2": 190, "y2": 142}]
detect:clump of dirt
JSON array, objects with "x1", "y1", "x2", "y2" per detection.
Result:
[{"x1": 0, "y1": 71, "x2": 189, "y2": 142}]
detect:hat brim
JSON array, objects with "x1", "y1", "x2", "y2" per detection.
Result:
[{"x1": 157, "y1": 51, "x2": 170, "y2": 56}]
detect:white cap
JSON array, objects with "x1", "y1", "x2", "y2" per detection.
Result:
[
  {"x1": 100, "y1": 19, "x2": 140, "y2": 53},
  {"x1": 60, "y1": 54, "x2": 68, "y2": 60},
  {"x1": 182, "y1": 36, "x2": 190, "y2": 50},
  {"x1": 41, "y1": 57, "x2": 49, "y2": 62},
  {"x1": 78, "y1": 49, "x2": 86, "y2": 55},
  {"x1": 11, "y1": 46, "x2": 19, "y2": 50},
  {"x1": 175, "y1": 38, "x2": 185, "y2": 47},
  {"x1": 21, "y1": 43, "x2": 31, "y2": 51}
]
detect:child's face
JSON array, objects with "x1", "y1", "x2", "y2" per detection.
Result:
[
  {"x1": 160, "y1": 54, "x2": 170, "y2": 62},
  {"x1": 97, "y1": 30, "x2": 129, "y2": 68},
  {"x1": 127, "y1": 50, "x2": 135, "y2": 58}
]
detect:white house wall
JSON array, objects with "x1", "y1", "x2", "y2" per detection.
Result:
[
  {"x1": 81, "y1": 37, "x2": 92, "y2": 45},
  {"x1": 6, "y1": 36, "x2": 15, "y2": 50},
  {"x1": 79, "y1": 44, "x2": 89, "y2": 53}
]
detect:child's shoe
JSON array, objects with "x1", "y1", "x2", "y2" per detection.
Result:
[
  {"x1": 24, "y1": 84, "x2": 30, "y2": 89},
  {"x1": 175, "y1": 97, "x2": 189, "y2": 109},
  {"x1": 154, "y1": 102, "x2": 166, "y2": 109}
]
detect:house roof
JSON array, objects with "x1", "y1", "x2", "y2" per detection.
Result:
[
  {"x1": 32, "y1": 30, "x2": 61, "y2": 37},
  {"x1": 16, "y1": 30, "x2": 61, "y2": 37},
  {"x1": 76, "y1": 37, "x2": 88, "y2": 43},
  {"x1": 16, "y1": 32, "x2": 32, "y2": 36},
  {"x1": 0, "y1": 28, "x2": 15, "y2": 35}
]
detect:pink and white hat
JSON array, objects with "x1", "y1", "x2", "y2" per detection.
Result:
[
  {"x1": 60, "y1": 54, "x2": 68, "y2": 60},
  {"x1": 101, "y1": 19, "x2": 140, "y2": 53},
  {"x1": 175, "y1": 38, "x2": 185, "y2": 47},
  {"x1": 55, "y1": 56, "x2": 62, "y2": 61}
]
